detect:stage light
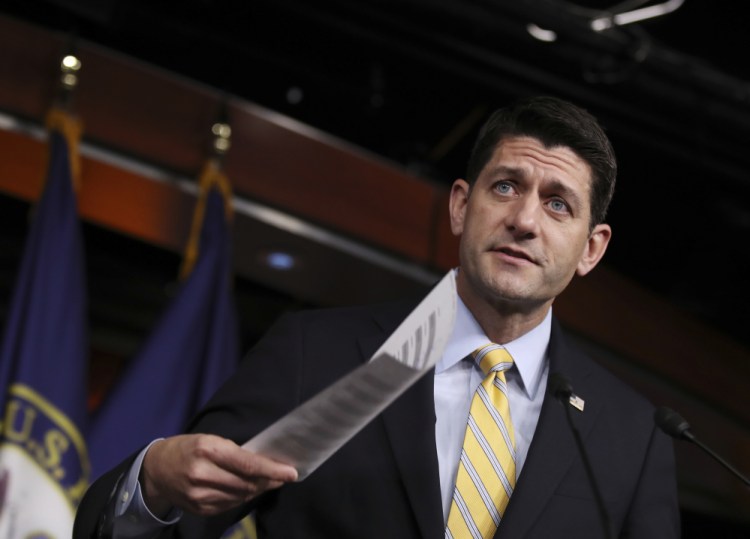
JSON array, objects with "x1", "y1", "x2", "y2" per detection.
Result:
[
  {"x1": 526, "y1": 23, "x2": 557, "y2": 43},
  {"x1": 265, "y1": 251, "x2": 296, "y2": 271}
]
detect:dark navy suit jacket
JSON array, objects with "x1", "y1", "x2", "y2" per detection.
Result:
[{"x1": 74, "y1": 299, "x2": 680, "y2": 538}]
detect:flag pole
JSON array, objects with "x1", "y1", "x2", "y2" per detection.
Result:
[
  {"x1": 46, "y1": 47, "x2": 83, "y2": 190},
  {"x1": 179, "y1": 100, "x2": 233, "y2": 280}
]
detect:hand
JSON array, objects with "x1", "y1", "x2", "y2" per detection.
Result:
[{"x1": 140, "y1": 434, "x2": 298, "y2": 517}]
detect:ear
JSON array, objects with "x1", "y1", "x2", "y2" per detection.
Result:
[
  {"x1": 449, "y1": 179, "x2": 471, "y2": 237},
  {"x1": 576, "y1": 223, "x2": 612, "y2": 277}
]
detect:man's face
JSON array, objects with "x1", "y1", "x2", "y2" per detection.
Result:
[{"x1": 450, "y1": 136, "x2": 611, "y2": 312}]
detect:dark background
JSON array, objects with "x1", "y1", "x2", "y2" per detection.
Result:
[
  {"x1": 0, "y1": 0, "x2": 748, "y2": 535},
  {"x1": 4, "y1": 0, "x2": 748, "y2": 350}
]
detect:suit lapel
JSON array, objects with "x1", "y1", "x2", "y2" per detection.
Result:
[
  {"x1": 496, "y1": 320, "x2": 602, "y2": 538},
  {"x1": 382, "y1": 372, "x2": 444, "y2": 538},
  {"x1": 359, "y1": 302, "x2": 445, "y2": 539}
]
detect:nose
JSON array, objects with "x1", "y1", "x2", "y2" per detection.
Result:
[{"x1": 506, "y1": 195, "x2": 542, "y2": 238}]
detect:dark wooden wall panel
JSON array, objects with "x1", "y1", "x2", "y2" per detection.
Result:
[{"x1": 225, "y1": 103, "x2": 438, "y2": 262}]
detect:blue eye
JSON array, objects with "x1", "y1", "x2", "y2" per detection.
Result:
[
  {"x1": 549, "y1": 199, "x2": 569, "y2": 213},
  {"x1": 495, "y1": 181, "x2": 513, "y2": 194}
]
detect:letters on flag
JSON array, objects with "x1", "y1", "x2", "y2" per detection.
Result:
[{"x1": 0, "y1": 109, "x2": 90, "y2": 538}]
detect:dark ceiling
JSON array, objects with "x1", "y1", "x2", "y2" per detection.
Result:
[{"x1": 2, "y1": 0, "x2": 750, "y2": 353}]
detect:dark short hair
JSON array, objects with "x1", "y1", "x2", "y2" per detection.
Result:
[{"x1": 466, "y1": 96, "x2": 617, "y2": 227}]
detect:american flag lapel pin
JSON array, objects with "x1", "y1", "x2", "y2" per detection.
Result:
[{"x1": 569, "y1": 394, "x2": 585, "y2": 412}]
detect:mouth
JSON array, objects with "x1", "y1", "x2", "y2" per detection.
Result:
[{"x1": 493, "y1": 246, "x2": 536, "y2": 264}]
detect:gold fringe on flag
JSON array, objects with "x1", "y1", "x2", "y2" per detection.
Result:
[
  {"x1": 45, "y1": 107, "x2": 83, "y2": 191},
  {"x1": 179, "y1": 158, "x2": 234, "y2": 280}
]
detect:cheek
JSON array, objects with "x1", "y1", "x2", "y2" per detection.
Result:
[
  {"x1": 464, "y1": 207, "x2": 495, "y2": 238},
  {"x1": 556, "y1": 239, "x2": 588, "y2": 274},
  {"x1": 458, "y1": 225, "x2": 485, "y2": 270}
]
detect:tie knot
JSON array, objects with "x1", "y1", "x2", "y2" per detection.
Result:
[{"x1": 473, "y1": 343, "x2": 514, "y2": 376}]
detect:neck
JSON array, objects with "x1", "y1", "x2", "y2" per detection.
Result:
[{"x1": 456, "y1": 272, "x2": 551, "y2": 344}]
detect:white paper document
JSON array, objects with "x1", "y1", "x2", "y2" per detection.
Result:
[{"x1": 242, "y1": 270, "x2": 456, "y2": 480}]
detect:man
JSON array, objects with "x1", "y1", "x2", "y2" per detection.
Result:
[{"x1": 74, "y1": 96, "x2": 680, "y2": 538}]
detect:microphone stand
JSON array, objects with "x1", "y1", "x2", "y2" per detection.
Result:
[
  {"x1": 551, "y1": 374, "x2": 614, "y2": 539},
  {"x1": 655, "y1": 406, "x2": 750, "y2": 488},
  {"x1": 560, "y1": 401, "x2": 615, "y2": 539}
]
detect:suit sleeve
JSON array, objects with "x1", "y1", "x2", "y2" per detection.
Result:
[
  {"x1": 73, "y1": 311, "x2": 309, "y2": 539},
  {"x1": 72, "y1": 456, "x2": 133, "y2": 539}
]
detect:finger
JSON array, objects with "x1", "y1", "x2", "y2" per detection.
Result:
[
  {"x1": 175, "y1": 485, "x2": 255, "y2": 516},
  {"x1": 184, "y1": 458, "x2": 283, "y2": 500},
  {"x1": 208, "y1": 442, "x2": 298, "y2": 483},
  {"x1": 237, "y1": 451, "x2": 298, "y2": 482},
  {"x1": 175, "y1": 458, "x2": 291, "y2": 514}
]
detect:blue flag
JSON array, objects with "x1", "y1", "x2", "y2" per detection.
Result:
[
  {"x1": 87, "y1": 163, "x2": 240, "y2": 481},
  {"x1": 0, "y1": 111, "x2": 90, "y2": 538}
]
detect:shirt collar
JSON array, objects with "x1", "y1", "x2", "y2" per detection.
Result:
[{"x1": 436, "y1": 271, "x2": 551, "y2": 400}]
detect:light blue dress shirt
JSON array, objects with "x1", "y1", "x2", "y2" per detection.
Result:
[{"x1": 434, "y1": 288, "x2": 550, "y2": 520}]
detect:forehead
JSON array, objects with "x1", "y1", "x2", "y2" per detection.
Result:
[{"x1": 482, "y1": 136, "x2": 592, "y2": 188}]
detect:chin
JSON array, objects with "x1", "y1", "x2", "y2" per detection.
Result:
[{"x1": 481, "y1": 280, "x2": 534, "y2": 304}]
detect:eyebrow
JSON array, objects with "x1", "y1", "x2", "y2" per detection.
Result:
[{"x1": 488, "y1": 165, "x2": 522, "y2": 178}]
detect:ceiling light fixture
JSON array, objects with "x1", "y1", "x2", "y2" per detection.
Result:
[
  {"x1": 264, "y1": 251, "x2": 296, "y2": 271},
  {"x1": 526, "y1": 23, "x2": 558, "y2": 42},
  {"x1": 591, "y1": 0, "x2": 685, "y2": 32}
]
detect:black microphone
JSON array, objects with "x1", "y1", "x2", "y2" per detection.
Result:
[
  {"x1": 654, "y1": 406, "x2": 750, "y2": 488},
  {"x1": 550, "y1": 372, "x2": 574, "y2": 401},
  {"x1": 549, "y1": 373, "x2": 614, "y2": 539}
]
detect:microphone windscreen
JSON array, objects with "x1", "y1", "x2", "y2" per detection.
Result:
[
  {"x1": 654, "y1": 406, "x2": 691, "y2": 439},
  {"x1": 550, "y1": 373, "x2": 573, "y2": 401}
]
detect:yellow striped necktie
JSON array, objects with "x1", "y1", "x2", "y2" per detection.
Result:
[{"x1": 445, "y1": 343, "x2": 516, "y2": 539}]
